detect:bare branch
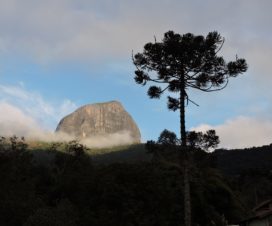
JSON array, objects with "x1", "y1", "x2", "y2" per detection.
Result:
[
  {"x1": 187, "y1": 98, "x2": 199, "y2": 107},
  {"x1": 215, "y1": 37, "x2": 225, "y2": 54},
  {"x1": 161, "y1": 85, "x2": 170, "y2": 93}
]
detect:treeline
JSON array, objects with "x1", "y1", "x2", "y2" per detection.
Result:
[
  {"x1": 212, "y1": 144, "x2": 272, "y2": 209},
  {"x1": 214, "y1": 144, "x2": 272, "y2": 175},
  {"x1": 0, "y1": 137, "x2": 271, "y2": 225}
]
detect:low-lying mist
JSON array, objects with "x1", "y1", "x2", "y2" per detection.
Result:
[{"x1": 0, "y1": 125, "x2": 137, "y2": 148}]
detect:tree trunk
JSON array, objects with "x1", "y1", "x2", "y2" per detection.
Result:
[
  {"x1": 180, "y1": 89, "x2": 186, "y2": 147},
  {"x1": 180, "y1": 81, "x2": 191, "y2": 226},
  {"x1": 184, "y1": 159, "x2": 191, "y2": 226}
]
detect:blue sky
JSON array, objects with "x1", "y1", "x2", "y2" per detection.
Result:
[{"x1": 0, "y1": 0, "x2": 272, "y2": 148}]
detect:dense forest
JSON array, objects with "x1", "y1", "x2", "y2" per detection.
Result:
[{"x1": 0, "y1": 136, "x2": 272, "y2": 226}]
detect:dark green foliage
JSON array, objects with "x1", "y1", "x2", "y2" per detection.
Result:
[
  {"x1": 1, "y1": 137, "x2": 272, "y2": 226},
  {"x1": 0, "y1": 137, "x2": 40, "y2": 226},
  {"x1": 147, "y1": 129, "x2": 219, "y2": 152},
  {"x1": 187, "y1": 130, "x2": 220, "y2": 151},
  {"x1": 91, "y1": 163, "x2": 184, "y2": 226},
  {"x1": 191, "y1": 168, "x2": 246, "y2": 225},
  {"x1": 92, "y1": 144, "x2": 152, "y2": 164},
  {"x1": 214, "y1": 144, "x2": 272, "y2": 174},
  {"x1": 0, "y1": 135, "x2": 28, "y2": 152},
  {"x1": 66, "y1": 140, "x2": 89, "y2": 157},
  {"x1": 213, "y1": 144, "x2": 272, "y2": 210},
  {"x1": 158, "y1": 129, "x2": 179, "y2": 145},
  {"x1": 23, "y1": 199, "x2": 78, "y2": 226},
  {"x1": 133, "y1": 30, "x2": 247, "y2": 111}
]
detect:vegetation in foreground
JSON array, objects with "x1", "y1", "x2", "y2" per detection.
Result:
[{"x1": 1, "y1": 136, "x2": 272, "y2": 226}]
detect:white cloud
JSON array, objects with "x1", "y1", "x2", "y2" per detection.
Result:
[
  {"x1": 0, "y1": 84, "x2": 78, "y2": 131},
  {"x1": 0, "y1": 0, "x2": 270, "y2": 68},
  {"x1": 0, "y1": 102, "x2": 75, "y2": 141},
  {"x1": 0, "y1": 101, "x2": 42, "y2": 137},
  {"x1": 192, "y1": 116, "x2": 272, "y2": 149},
  {"x1": 0, "y1": 84, "x2": 29, "y2": 100}
]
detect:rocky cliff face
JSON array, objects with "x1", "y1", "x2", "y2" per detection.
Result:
[{"x1": 56, "y1": 101, "x2": 141, "y2": 144}]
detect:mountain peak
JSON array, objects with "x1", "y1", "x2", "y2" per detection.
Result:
[{"x1": 56, "y1": 101, "x2": 141, "y2": 145}]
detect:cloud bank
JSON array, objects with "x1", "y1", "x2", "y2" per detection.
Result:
[
  {"x1": 0, "y1": 84, "x2": 75, "y2": 141},
  {"x1": 0, "y1": 84, "x2": 77, "y2": 129},
  {"x1": 81, "y1": 131, "x2": 136, "y2": 148},
  {"x1": 0, "y1": 101, "x2": 42, "y2": 137},
  {"x1": 0, "y1": 0, "x2": 271, "y2": 74},
  {"x1": 192, "y1": 116, "x2": 272, "y2": 149}
]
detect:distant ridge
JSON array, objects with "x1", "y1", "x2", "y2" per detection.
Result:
[{"x1": 214, "y1": 143, "x2": 272, "y2": 174}]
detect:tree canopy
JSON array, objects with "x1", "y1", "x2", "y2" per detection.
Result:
[{"x1": 133, "y1": 30, "x2": 247, "y2": 146}]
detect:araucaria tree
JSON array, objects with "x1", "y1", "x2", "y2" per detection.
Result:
[
  {"x1": 133, "y1": 31, "x2": 247, "y2": 147},
  {"x1": 133, "y1": 31, "x2": 247, "y2": 226}
]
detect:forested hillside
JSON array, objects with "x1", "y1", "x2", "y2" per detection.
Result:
[
  {"x1": 0, "y1": 137, "x2": 272, "y2": 226},
  {"x1": 214, "y1": 144, "x2": 272, "y2": 174}
]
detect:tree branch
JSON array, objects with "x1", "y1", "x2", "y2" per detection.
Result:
[{"x1": 215, "y1": 37, "x2": 225, "y2": 54}]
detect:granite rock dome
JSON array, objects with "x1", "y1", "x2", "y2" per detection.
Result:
[{"x1": 56, "y1": 101, "x2": 141, "y2": 144}]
